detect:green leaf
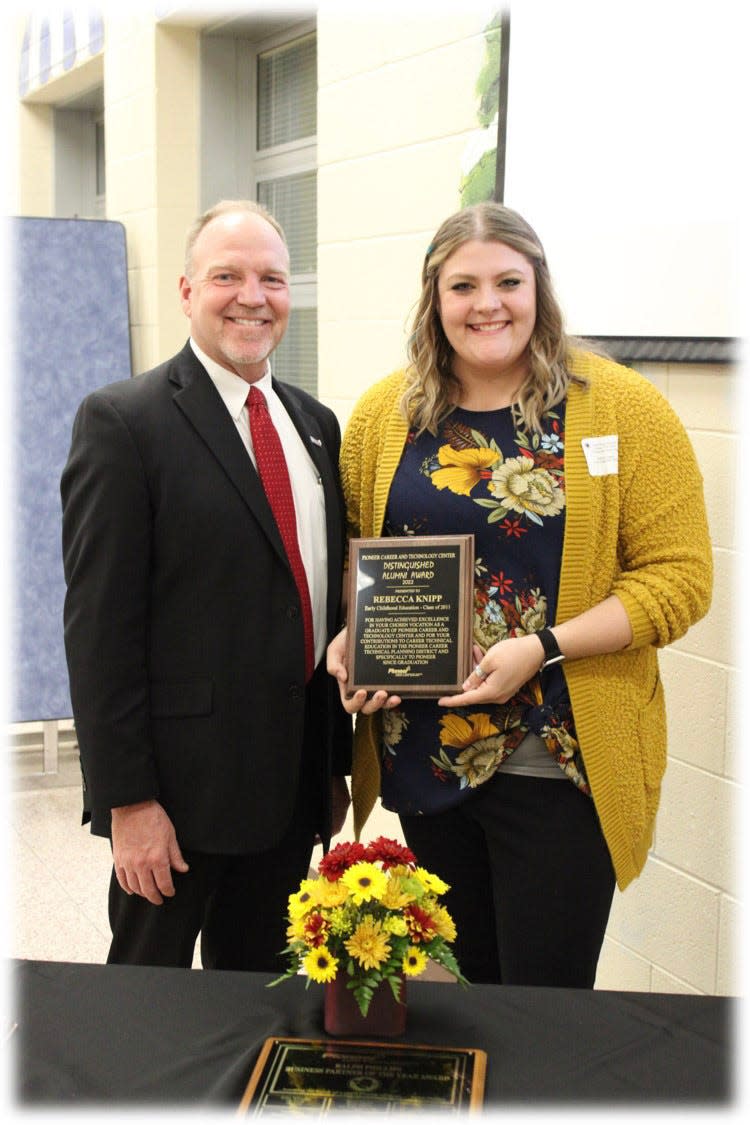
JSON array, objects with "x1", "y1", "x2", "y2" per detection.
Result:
[
  {"x1": 460, "y1": 149, "x2": 497, "y2": 208},
  {"x1": 266, "y1": 966, "x2": 298, "y2": 988},
  {"x1": 387, "y1": 975, "x2": 404, "y2": 1003}
]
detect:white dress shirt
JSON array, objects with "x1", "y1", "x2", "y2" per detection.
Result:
[{"x1": 190, "y1": 339, "x2": 328, "y2": 666}]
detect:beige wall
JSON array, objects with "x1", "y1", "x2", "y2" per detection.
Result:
[
  {"x1": 317, "y1": 8, "x2": 495, "y2": 424},
  {"x1": 13, "y1": 5, "x2": 740, "y2": 996},
  {"x1": 103, "y1": 18, "x2": 200, "y2": 372}
]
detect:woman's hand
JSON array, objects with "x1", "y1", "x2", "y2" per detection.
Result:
[
  {"x1": 438, "y1": 636, "x2": 543, "y2": 708},
  {"x1": 438, "y1": 597, "x2": 634, "y2": 709},
  {"x1": 327, "y1": 626, "x2": 402, "y2": 715}
]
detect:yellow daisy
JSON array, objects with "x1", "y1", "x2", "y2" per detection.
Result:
[
  {"x1": 403, "y1": 946, "x2": 428, "y2": 977},
  {"x1": 287, "y1": 879, "x2": 319, "y2": 919},
  {"x1": 344, "y1": 915, "x2": 392, "y2": 970},
  {"x1": 340, "y1": 862, "x2": 388, "y2": 904},
  {"x1": 430, "y1": 904, "x2": 457, "y2": 943},
  {"x1": 315, "y1": 878, "x2": 350, "y2": 908},
  {"x1": 303, "y1": 946, "x2": 339, "y2": 983},
  {"x1": 432, "y1": 445, "x2": 499, "y2": 496},
  {"x1": 414, "y1": 867, "x2": 450, "y2": 896},
  {"x1": 286, "y1": 916, "x2": 307, "y2": 942}
]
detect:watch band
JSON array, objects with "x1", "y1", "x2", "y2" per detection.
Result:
[{"x1": 536, "y1": 627, "x2": 565, "y2": 669}]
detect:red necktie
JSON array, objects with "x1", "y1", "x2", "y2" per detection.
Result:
[{"x1": 247, "y1": 385, "x2": 315, "y2": 682}]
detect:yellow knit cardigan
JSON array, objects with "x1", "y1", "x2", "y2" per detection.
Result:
[{"x1": 340, "y1": 352, "x2": 713, "y2": 890}]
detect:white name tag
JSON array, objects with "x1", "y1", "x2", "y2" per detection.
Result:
[{"x1": 582, "y1": 434, "x2": 618, "y2": 476}]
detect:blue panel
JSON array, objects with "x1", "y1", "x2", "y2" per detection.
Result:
[{"x1": 12, "y1": 217, "x2": 132, "y2": 721}]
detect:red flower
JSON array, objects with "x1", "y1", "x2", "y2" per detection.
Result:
[
  {"x1": 490, "y1": 570, "x2": 513, "y2": 595},
  {"x1": 318, "y1": 841, "x2": 368, "y2": 881},
  {"x1": 404, "y1": 903, "x2": 438, "y2": 943},
  {"x1": 500, "y1": 518, "x2": 528, "y2": 539},
  {"x1": 303, "y1": 913, "x2": 328, "y2": 948},
  {"x1": 364, "y1": 836, "x2": 417, "y2": 870}
]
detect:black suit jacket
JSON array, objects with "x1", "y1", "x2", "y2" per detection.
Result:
[{"x1": 61, "y1": 342, "x2": 351, "y2": 854}]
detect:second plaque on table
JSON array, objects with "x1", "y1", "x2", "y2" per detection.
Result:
[{"x1": 345, "y1": 535, "x2": 474, "y2": 697}]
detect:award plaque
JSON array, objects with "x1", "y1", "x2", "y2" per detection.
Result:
[
  {"x1": 238, "y1": 1037, "x2": 487, "y2": 1113},
  {"x1": 345, "y1": 535, "x2": 474, "y2": 697}
]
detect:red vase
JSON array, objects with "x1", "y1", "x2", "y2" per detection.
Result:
[{"x1": 324, "y1": 973, "x2": 407, "y2": 1038}]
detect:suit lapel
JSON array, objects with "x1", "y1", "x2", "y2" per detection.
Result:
[
  {"x1": 169, "y1": 346, "x2": 286, "y2": 560},
  {"x1": 273, "y1": 380, "x2": 337, "y2": 496}
]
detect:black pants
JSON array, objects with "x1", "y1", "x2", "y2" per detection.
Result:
[
  {"x1": 107, "y1": 730, "x2": 322, "y2": 972},
  {"x1": 399, "y1": 772, "x2": 615, "y2": 988},
  {"x1": 107, "y1": 824, "x2": 316, "y2": 971}
]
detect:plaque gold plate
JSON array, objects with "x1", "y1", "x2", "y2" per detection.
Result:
[
  {"x1": 238, "y1": 1036, "x2": 487, "y2": 1113},
  {"x1": 345, "y1": 535, "x2": 475, "y2": 697}
]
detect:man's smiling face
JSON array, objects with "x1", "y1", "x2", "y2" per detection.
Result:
[{"x1": 179, "y1": 210, "x2": 290, "y2": 383}]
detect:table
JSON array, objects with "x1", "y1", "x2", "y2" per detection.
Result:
[{"x1": 10, "y1": 959, "x2": 734, "y2": 1106}]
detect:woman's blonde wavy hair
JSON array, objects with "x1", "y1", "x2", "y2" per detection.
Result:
[{"x1": 402, "y1": 202, "x2": 588, "y2": 435}]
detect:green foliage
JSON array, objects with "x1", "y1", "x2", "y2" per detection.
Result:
[
  {"x1": 475, "y1": 20, "x2": 502, "y2": 128},
  {"x1": 460, "y1": 148, "x2": 497, "y2": 208},
  {"x1": 460, "y1": 11, "x2": 504, "y2": 205},
  {"x1": 425, "y1": 940, "x2": 470, "y2": 987}
]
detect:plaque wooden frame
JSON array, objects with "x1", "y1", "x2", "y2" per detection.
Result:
[
  {"x1": 345, "y1": 535, "x2": 475, "y2": 697},
  {"x1": 238, "y1": 1036, "x2": 487, "y2": 1114}
]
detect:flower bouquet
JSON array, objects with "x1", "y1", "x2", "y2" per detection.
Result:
[{"x1": 269, "y1": 837, "x2": 468, "y2": 1022}]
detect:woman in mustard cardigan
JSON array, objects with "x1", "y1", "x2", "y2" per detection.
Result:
[{"x1": 328, "y1": 202, "x2": 712, "y2": 987}]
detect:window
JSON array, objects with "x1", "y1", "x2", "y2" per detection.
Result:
[
  {"x1": 53, "y1": 87, "x2": 105, "y2": 218},
  {"x1": 255, "y1": 33, "x2": 317, "y2": 395},
  {"x1": 257, "y1": 34, "x2": 316, "y2": 150},
  {"x1": 200, "y1": 24, "x2": 318, "y2": 393}
]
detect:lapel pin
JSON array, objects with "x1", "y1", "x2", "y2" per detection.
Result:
[{"x1": 309, "y1": 435, "x2": 322, "y2": 446}]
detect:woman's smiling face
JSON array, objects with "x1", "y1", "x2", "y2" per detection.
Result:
[{"x1": 437, "y1": 239, "x2": 537, "y2": 386}]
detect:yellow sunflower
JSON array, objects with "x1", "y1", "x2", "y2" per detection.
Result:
[
  {"x1": 431, "y1": 445, "x2": 499, "y2": 496},
  {"x1": 340, "y1": 862, "x2": 388, "y2": 904},
  {"x1": 403, "y1": 946, "x2": 428, "y2": 977},
  {"x1": 344, "y1": 915, "x2": 392, "y2": 970},
  {"x1": 287, "y1": 879, "x2": 319, "y2": 919},
  {"x1": 303, "y1": 946, "x2": 339, "y2": 983}
]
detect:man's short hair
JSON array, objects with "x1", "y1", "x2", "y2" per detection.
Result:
[{"x1": 184, "y1": 200, "x2": 287, "y2": 277}]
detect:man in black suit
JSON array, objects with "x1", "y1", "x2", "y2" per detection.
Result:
[{"x1": 61, "y1": 200, "x2": 351, "y2": 970}]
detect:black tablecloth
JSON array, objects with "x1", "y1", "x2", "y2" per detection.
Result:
[{"x1": 11, "y1": 959, "x2": 734, "y2": 1106}]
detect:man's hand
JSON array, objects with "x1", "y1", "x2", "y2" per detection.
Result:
[
  {"x1": 327, "y1": 626, "x2": 401, "y2": 714},
  {"x1": 111, "y1": 800, "x2": 189, "y2": 905}
]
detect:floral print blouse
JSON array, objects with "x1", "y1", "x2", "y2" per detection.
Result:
[{"x1": 380, "y1": 402, "x2": 591, "y2": 816}]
